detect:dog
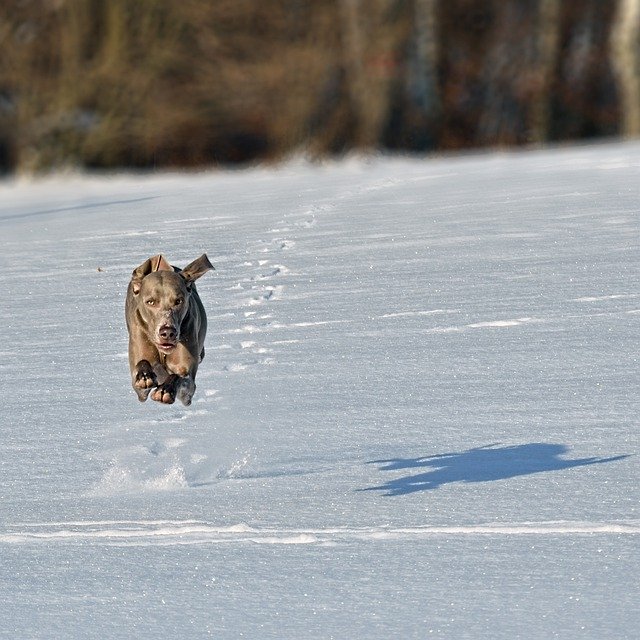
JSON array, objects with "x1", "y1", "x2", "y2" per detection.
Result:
[{"x1": 125, "y1": 254, "x2": 214, "y2": 405}]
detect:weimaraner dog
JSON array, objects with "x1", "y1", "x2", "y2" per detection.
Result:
[{"x1": 125, "y1": 254, "x2": 213, "y2": 405}]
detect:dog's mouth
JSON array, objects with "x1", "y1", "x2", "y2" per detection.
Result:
[{"x1": 156, "y1": 342, "x2": 177, "y2": 353}]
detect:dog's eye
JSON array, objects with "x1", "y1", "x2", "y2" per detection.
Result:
[
  {"x1": 145, "y1": 299, "x2": 155, "y2": 306},
  {"x1": 174, "y1": 298, "x2": 183, "y2": 306}
]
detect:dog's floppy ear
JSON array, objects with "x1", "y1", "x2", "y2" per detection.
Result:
[
  {"x1": 130, "y1": 254, "x2": 173, "y2": 294},
  {"x1": 180, "y1": 254, "x2": 214, "y2": 286}
]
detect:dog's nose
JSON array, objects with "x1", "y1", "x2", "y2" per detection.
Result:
[{"x1": 159, "y1": 325, "x2": 177, "y2": 341}]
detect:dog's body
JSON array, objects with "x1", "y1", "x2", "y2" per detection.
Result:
[{"x1": 125, "y1": 254, "x2": 213, "y2": 405}]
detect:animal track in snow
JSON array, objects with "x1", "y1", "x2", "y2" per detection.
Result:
[
  {"x1": 262, "y1": 265, "x2": 289, "y2": 278},
  {"x1": 378, "y1": 309, "x2": 458, "y2": 319},
  {"x1": 222, "y1": 219, "x2": 298, "y2": 381},
  {"x1": 467, "y1": 318, "x2": 539, "y2": 329},
  {"x1": 223, "y1": 362, "x2": 250, "y2": 373},
  {"x1": 221, "y1": 232, "x2": 295, "y2": 380},
  {"x1": 147, "y1": 410, "x2": 206, "y2": 425},
  {"x1": 90, "y1": 444, "x2": 189, "y2": 495},
  {"x1": 255, "y1": 238, "x2": 295, "y2": 252},
  {"x1": 255, "y1": 285, "x2": 284, "y2": 302},
  {"x1": 295, "y1": 217, "x2": 317, "y2": 229},
  {"x1": 426, "y1": 317, "x2": 544, "y2": 334},
  {"x1": 240, "y1": 341, "x2": 273, "y2": 354},
  {"x1": 572, "y1": 294, "x2": 638, "y2": 302},
  {"x1": 148, "y1": 438, "x2": 186, "y2": 457}
]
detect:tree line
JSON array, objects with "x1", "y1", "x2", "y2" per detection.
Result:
[{"x1": 1, "y1": 0, "x2": 639, "y2": 173}]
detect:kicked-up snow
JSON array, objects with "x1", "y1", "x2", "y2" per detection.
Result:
[{"x1": 0, "y1": 143, "x2": 638, "y2": 638}]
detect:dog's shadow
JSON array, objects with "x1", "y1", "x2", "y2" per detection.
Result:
[{"x1": 362, "y1": 443, "x2": 629, "y2": 496}]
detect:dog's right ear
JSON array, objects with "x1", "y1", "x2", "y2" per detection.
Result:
[{"x1": 130, "y1": 254, "x2": 172, "y2": 295}]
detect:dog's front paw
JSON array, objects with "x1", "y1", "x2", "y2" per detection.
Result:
[
  {"x1": 134, "y1": 360, "x2": 157, "y2": 390},
  {"x1": 133, "y1": 360, "x2": 157, "y2": 401},
  {"x1": 151, "y1": 375, "x2": 179, "y2": 404}
]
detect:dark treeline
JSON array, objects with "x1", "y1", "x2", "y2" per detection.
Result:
[{"x1": 0, "y1": 0, "x2": 638, "y2": 172}]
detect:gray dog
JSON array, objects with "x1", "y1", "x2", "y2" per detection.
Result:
[{"x1": 125, "y1": 254, "x2": 214, "y2": 405}]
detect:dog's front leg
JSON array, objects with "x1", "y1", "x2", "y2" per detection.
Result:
[
  {"x1": 150, "y1": 374, "x2": 180, "y2": 404},
  {"x1": 150, "y1": 374, "x2": 195, "y2": 406},
  {"x1": 132, "y1": 359, "x2": 157, "y2": 401},
  {"x1": 128, "y1": 330, "x2": 162, "y2": 402},
  {"x1": 153, "y1": 344, "x2": 198, "y2": 406}
]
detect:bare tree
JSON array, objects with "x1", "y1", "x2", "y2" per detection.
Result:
[
  {"x1": 411, "y1": 0, "x2": 439, "y2": 113},
  {"x1": 530, "y1": 0, "x2": 561, "y2": 143},
  {"x1": 611, "y1": 0, "x2": 640, "y2": 137},
  {"x1": 338, "y1": 0, "x2": 399, "y2": 149},
  {"x1": 339, "y1": 0, "x2": 366, "y2": 137}
]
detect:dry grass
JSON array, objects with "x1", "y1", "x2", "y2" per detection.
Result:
[{"x1": 0, "y1": 0, "x2": 625, "y2": 173}]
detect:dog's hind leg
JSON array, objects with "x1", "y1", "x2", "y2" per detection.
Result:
[{"x1": 177, "y1": 376, "x2": 196, "y2": 406}]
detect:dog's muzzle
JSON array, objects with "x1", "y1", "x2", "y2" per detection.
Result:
[{"x1": 156, "y1": 324, "x2": 179, "y2": 352}]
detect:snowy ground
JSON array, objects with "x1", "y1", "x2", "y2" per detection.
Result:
[{"x1": 0, "y1": 142, "x2": 638, "y2": 638}]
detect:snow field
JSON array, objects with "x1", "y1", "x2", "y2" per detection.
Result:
[{"x1": 0, "y1": 144, "x2": 638, "y2": 638}]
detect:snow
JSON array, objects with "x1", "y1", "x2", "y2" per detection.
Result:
[{"x1": 1, "y1": 142, "x2": 639, "y2": 638}]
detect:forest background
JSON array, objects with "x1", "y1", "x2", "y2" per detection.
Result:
[{"x1": 2, "y1": 0, "x2": 640, "y2": 173}]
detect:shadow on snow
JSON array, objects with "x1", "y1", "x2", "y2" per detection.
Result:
[{"x1": 362, "y1": 443, "x2": 629, "y2": 496}]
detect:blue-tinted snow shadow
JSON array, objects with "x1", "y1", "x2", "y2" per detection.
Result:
[
  {"x1": 0, "y1": 196, "x2": 159, "y2": 223},
  {"x1": 362, "y1": 443, "x2": 629, "y2": 496}
]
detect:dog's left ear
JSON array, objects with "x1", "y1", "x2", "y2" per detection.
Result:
[{"x1": 181, "y1": 254, "x2": 215, "y2": 287}]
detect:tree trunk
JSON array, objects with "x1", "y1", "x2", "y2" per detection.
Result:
[
  {"x1": 611, "y1": 0, "x2": 640, "y2": 137},
  {"x1": 339, "y1": 0, "x2": 397, "y2": 149},
  {"x1": 530, "y1": 0, "x2": 561, "y2": 143},
  {"x1": 411, "y1": 0, "x2": 439, "y2": 112},
  {"x1": 339, "y1": 0, "x2": 368, "y2": 146}
]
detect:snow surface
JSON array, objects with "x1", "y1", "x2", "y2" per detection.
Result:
[{"x1": 0, "y1": 142, "x2": 638, "y2": 639}]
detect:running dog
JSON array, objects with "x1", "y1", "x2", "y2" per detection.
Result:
[{"x1": 125, "y1": 254, "x2": 213, "y2": 405}]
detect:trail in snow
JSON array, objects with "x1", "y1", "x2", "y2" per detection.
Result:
[
  {"x1": 92, "y1": 228, "x2": 292, "y2": 493},
  {"x1": 4, "y1": 520, "x2": 639, "y2": 546}
]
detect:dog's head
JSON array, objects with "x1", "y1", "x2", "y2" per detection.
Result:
[{"x1": 130, "y1": 254, "x2": 213, "y2": 353}]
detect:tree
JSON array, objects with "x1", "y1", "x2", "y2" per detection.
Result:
[
  {"x1": 530, "y1": 0, "x2": 561, "y2": 143},
  {"x1": 611, "y1": 0, "x2": 640, "y2": 137}
]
